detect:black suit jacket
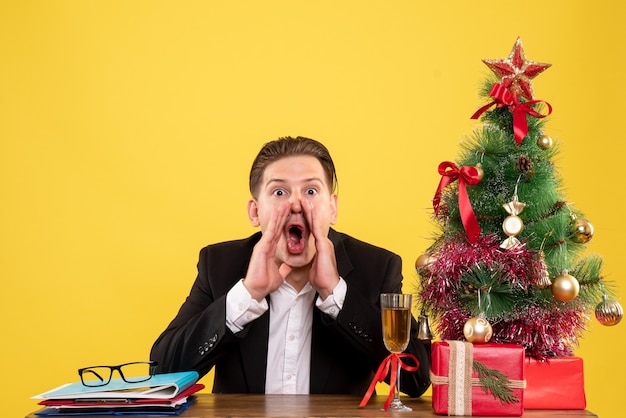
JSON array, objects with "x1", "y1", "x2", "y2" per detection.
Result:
[{"x1": 150, "y1": 229, "x2": 431, "y2": 396}]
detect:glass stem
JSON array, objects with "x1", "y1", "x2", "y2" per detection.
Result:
[{"x1": 394, "y1": 368, "x2": 401, "y2": 404}]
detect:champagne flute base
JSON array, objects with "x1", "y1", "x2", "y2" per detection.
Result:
[{"x1": 385, "y1": 399, "x2": 412, "y2": 412}]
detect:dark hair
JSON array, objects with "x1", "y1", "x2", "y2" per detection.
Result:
[{"x1": 249, "y1": 136, "x2": 338, "y2": 197}]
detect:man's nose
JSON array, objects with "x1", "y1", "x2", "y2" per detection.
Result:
[{"x1": 289, "y1": 193, "x2": 302, "y2": 213}]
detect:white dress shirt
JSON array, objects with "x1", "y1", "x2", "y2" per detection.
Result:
[{"x1": 225, "y1": 278, "x2": 347, "y2": 394}]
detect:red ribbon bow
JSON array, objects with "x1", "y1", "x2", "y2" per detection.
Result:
[
  {"x1": 433, "y1": 162, "x2": 481, "y2": 244},
  {"x1": 471, "y1": 82, "x2": 552, "y2": 145},
  {"x1": 359, "y1": 353, "x2": 419, "y2": 411}
]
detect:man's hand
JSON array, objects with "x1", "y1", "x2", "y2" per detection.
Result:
[
  {"x1": 243, "y1": 201, "x2": 292, "y2": 301},
  {"x1": 302, "y1": 197, "x2": 339, "y2": 300}
]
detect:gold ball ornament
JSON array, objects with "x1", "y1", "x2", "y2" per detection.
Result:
[
  {"x1": 537, "y1": 134, "x2": 553, "y2": 149},
  {"x1": 595, "y1": 296, "x2": 623, "y2": 326},
  {"x1": 475, "y1": 163, "x2": 484, "y2": 182},
  {"x1": 551, "y1": 272, "x2": 580, "y2": 302},
  {"x1": 415, "y1": 253, "x2": 436, "y2": 270},
  {"x1": 463, "y1": 316, "x2": 493, "y2": 344},
  {"x1": 571, "y1": 217, "x2": 594, "y2": 244}
]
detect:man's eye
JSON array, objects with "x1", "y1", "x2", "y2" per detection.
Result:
[
  {"x1": 306, "y1": 188, "x2": 317, "y2": 195},
  {"x1": 272, "y1": 189, "x2": 286, "y2": 196}
]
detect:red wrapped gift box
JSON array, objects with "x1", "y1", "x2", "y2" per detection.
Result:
[
  {"x1": 431, "y1": 341, "x2": 526, "y2": 416},
  {"x1": 524, "y1": 356, "x2": 586, "y2": 409}
]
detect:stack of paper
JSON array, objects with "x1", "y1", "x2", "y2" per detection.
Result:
[{"x1": 31, "y1": 371, "x2": 203, "y2": 416}]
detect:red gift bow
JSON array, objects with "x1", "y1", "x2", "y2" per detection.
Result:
[
  {"x1": 359, "y1": 353, "x2": 419, "y2": 411},
  {"x1": 433, "y1": 161, "x2": 481, "y2": 244},
  {"x1": 471, "y1": 82, "x2": 552, "y2": 145}
]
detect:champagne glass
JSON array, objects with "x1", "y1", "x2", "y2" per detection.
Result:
[{"x1": 380, "y1": 293, "x2": 413, "y2": 412}]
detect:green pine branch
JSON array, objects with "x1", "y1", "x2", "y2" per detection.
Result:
[
  {"x1": 458, "y1": 263, "x2": 519, "y2": 318},
  {"x1": 472, "y1": 360, "x2": 520, "y2": 404}
]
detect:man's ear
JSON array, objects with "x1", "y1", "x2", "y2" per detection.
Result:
[
  {"x1": 247, "y1": 198, "x2": 260, "y2": 227},
  {"x1": 330, "y1": 193, "x2": 338, "y2": 225}
]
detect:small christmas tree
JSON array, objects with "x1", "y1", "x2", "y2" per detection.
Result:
[{"x1": 415, "y1": 37, "x2": 622, "y2": 360}]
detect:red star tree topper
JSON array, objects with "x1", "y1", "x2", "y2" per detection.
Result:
[{"x1": 482, "y1": 37, "x2": 551, "y2": 100}]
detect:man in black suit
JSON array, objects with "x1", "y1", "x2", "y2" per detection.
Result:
[{"x1": 150, "y1": 136, "x2": 430, "y2": 397}]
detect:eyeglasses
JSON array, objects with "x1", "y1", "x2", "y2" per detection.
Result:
[{"x1": 78, "y1": 361, "x2": 158, "y2": 387}]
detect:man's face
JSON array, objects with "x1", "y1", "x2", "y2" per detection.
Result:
[{"x1": 248, "y1": 155, "x2": 338, "y2": 268}]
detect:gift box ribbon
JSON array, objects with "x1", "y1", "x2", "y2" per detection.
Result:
[
  {"x1": 359, "y1": 353, "x2": 419, "y2": 411},
  {"x1": 430, "y1": 341, "x2": 526, "y2": 416}
]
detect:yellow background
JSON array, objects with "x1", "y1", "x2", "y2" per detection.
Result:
[{"x1": 2, "y1": 1, "x2": 624, "y2": 417}]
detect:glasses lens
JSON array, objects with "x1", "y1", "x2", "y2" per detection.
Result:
[
  {"x1": 80, "y1": 367, "x2": 113, "y2": 387},
  {"x1": 119, "y1": 362, "x2": 156, "y2": 383}
]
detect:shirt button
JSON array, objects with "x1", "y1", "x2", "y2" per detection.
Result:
[
  {"x1": 286, "y1": 374, "x2": 292, "y2": 380},
  {"x1": 246, "y1": 313, "x2": 253, "y2": 320},
  {"x1": 289, "y1": 335, "x2": 295, "y2": 341},
  {"x1": 329, "y1": 308, "x2": 336, "y2": 315}
]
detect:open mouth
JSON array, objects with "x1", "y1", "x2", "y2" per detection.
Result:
[{"x1": 286, "y1": 223, "x2": 306, "y2": 254}]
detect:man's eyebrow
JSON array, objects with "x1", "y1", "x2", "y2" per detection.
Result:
[
  {"x1": 264, "y1": 178, "x2": 287, "y2": 187},
  {"x1": 264, "y1": 177, "x2": 324, "y2": 187},
  {"x1": 301, "y1": 177, "x2": 325, "y2": 184}
]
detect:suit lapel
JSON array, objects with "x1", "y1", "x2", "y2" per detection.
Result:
[
  {"x1": 239, "y1": 306, "x2": 270, "y2": 392},
  {"x1": 310, "y1": 229, "x2": 354, "y2": 392},
  {"x1": 237, "y1": 234, "x2": 269, "y2": 393},
  {"x1": 329, "y1": 229, "x2": 354, "y2": 279}
]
